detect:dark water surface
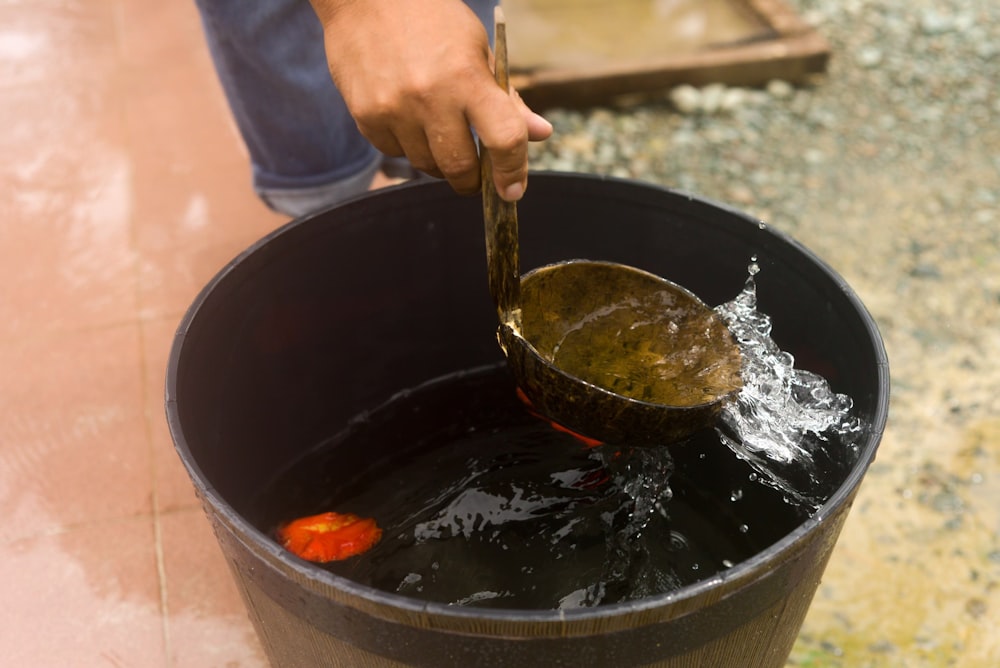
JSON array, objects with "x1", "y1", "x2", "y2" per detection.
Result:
[{"x1": 249, "y1": 364, "x2": 807, "y2": 610}]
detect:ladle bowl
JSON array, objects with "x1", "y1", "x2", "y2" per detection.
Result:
[{"x1": 500, "y1": 260, "x2": 742, "y2": 444}]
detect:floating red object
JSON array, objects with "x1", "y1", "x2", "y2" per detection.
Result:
[{"x1": 277, "y1": 511, "x2": 382, "y2": 563}]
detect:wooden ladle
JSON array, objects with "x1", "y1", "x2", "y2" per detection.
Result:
[{"x1": 481, "y1": 8, "x2": 742, "y2": 446}]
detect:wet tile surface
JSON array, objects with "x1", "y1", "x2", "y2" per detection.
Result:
[
  {"x1": 160, "y1": 509, "x2": 266, "y2": 667},
  {"x1": 0, "y1": 0, "x2": 272, "y2": 664},
  {"x1": 0, "y1": 325, "x2": 150, "y2": 540},
  {"x1": 0, "y1": 517, "x2": 165, "y2": 666}
]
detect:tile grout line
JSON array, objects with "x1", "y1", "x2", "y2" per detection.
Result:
[
  {"x1": 111, "y1": 0, "x2": 173, "y2": 663},
  {"x1": 137, "y1": 195, "x2": 175, "y2": 665}
]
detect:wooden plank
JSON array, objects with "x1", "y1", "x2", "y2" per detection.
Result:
[{"x1": 508, "y1": 0, "x2": 830, "y2": 109}]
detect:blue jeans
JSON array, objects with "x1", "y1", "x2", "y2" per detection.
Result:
[{"x1": 194, "y1": 0, "x2": 497, "y2": 216}]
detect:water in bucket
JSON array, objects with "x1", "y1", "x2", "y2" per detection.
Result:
[{"x1": 249, "y1": 264, "x2": 865, "y2": 609}]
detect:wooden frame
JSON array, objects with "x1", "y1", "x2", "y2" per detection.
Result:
[{"x1": 509, "y1": 0, "x2": 830, "y2": 109}]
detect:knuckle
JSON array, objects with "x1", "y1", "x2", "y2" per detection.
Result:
[
  {"x1": 398, "y1": 72, "x2": 438, "y2": 106},
  {"x1": 491, "y1": 123, "x2": 528, "y2": 155},
  {"x1": 347, "y1": 84, "x2": 406, "y2": 125},
  {"x1": 440, "y1": 153, "x2": 479, "y2": 180}
]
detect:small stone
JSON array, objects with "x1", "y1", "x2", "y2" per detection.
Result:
[
  {"x1": 727, "y1": 184, "x2": 755, "y2": 205},
  {"x1": 669, "y1": 85, "x2": 701, "y2": 114},
  {"x1": 766, "y1": 79, "x2": 794, "y2": 99},
  {"x1": 720, "y1": 87, "x2": 747, "y2": 112},
  {"x1": 804, "y1": 149, "x2": 826, "y2": 165},
  {"x1": 920, "y1": 11, "x2": 953, "y2": 35},
  {"x1": 700, "y1": 83, "x2": 727, "y2": 114},
  {"x1": 744, "y1": 90, "x2": 770, "y2": 107},
  {"x1": 954, "y1": 13, "x2": 975, "y2": 32},
  {"x1": 820, "y1": 641, "x2": 844, "y2": 657},
  {"x1": 878, "y1": 114, "x2": 897, "y2": 130},
  {"x1": 808, "y1": 109, "x2": 837, "y2": 129},
  {"x1": 802, "y1": 10, "x2": 825, "y2": 27},
  {"x1": 560, "y1": 133, "x2": 595, "y2": 155},
  {"x1": 672, "y1": 127, "x2": 697, "y2": 146},
  {"x1": 595, "y1": 143, "x2": 616, "y2": 164},
  {"x1": 910, "y1": 263, "x2": 942, "y2": 279},
  {"x1": 869, "y1": 639, "x2": 897, "y2": 654},
  {"x1": 973, "y1": 210, "x2": 995, "y2": 225},
  {"x1": 965, "y1": 598, "x2": 988, "y2": 619},
  {"x1": 975, "y1": 42, "x2": 998, "y2": 60},
  {"x1": 590, "y1": 109, "x2": 615, "y2": 125},
  {"x1": 857, "y1": 47, "x2": 884, "y2": 68},
  {"x1": 548, "y1": 158, "x2": 576, "y2": 172}
]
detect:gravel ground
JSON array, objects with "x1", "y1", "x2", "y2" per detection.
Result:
[{"x1": 528, "y1": 1, "x2": 1000, "y2": 665}]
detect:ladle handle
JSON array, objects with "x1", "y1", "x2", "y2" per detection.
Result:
[{"x1": 481, "y1": 7, "x2": 521, "y2": 321}]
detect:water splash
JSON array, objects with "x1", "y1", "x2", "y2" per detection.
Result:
[
  {"x1": 580, "y1": 446, "x2": 677, "y2": 607},
  {"x1": 714, "y1": 258, "x2": 865, "y2": 512}
]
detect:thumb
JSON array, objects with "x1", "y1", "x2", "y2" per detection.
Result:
[{"x1": 471, "y1": 86, "x2": 532, "y2": 201}]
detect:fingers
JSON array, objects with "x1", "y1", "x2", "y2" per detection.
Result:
[
  {"x1": 425, "y1": 123, "x2": 482, "y2": 194},
  {"x1": 470, "y1": 87, "x2": 552, "y2": 201},
  {"x1": 355, "y1": 81, "x2": 551, "y2": 201},
  {"x1": 356, "y1": 123, "x2": 406, "y2": 161},
  {"x1": 359, "y1": 116, "x2": 481, "y2": 192}
]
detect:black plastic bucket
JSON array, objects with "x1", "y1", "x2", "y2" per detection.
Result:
[{"x1": 166, "y1": 173, "x2": 888, "y2": 667}]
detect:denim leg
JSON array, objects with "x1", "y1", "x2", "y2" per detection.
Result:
[
  {"x1": 468, "y1": 0, "x2": 499, "y2": 44},
  {"x1": 195, "y1": 0, "x2": 497, "y2": 216}
]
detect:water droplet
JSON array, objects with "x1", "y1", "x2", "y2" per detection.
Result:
[
  {"x1": 730, "y1": 488, "x2": 744, "y2": 502},
  {"x1": 748, "y1": 472, "x2": 758, "y2": 482},
  {"x1": 722, "y1": 559, "x2": 735, "y2": 568},
  {"x1": 739, "y1": 524, "x2": 750, "y2": 533},
  {"x1": 691, "y1": 563, "x2": 700, "y2": 571}
]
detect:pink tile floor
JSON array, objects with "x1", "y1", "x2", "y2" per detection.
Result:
[{"x1": 0, "y1": 1, "x2": 285, "y2": 664}]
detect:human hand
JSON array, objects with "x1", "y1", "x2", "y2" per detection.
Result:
[{"x1": 309, "y1": 0, "x2": 552, "y2": 201}]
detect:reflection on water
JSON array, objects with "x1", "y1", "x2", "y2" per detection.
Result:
[{"x1": 504, "y1": 0, "x2": 772, "y2": 70}]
